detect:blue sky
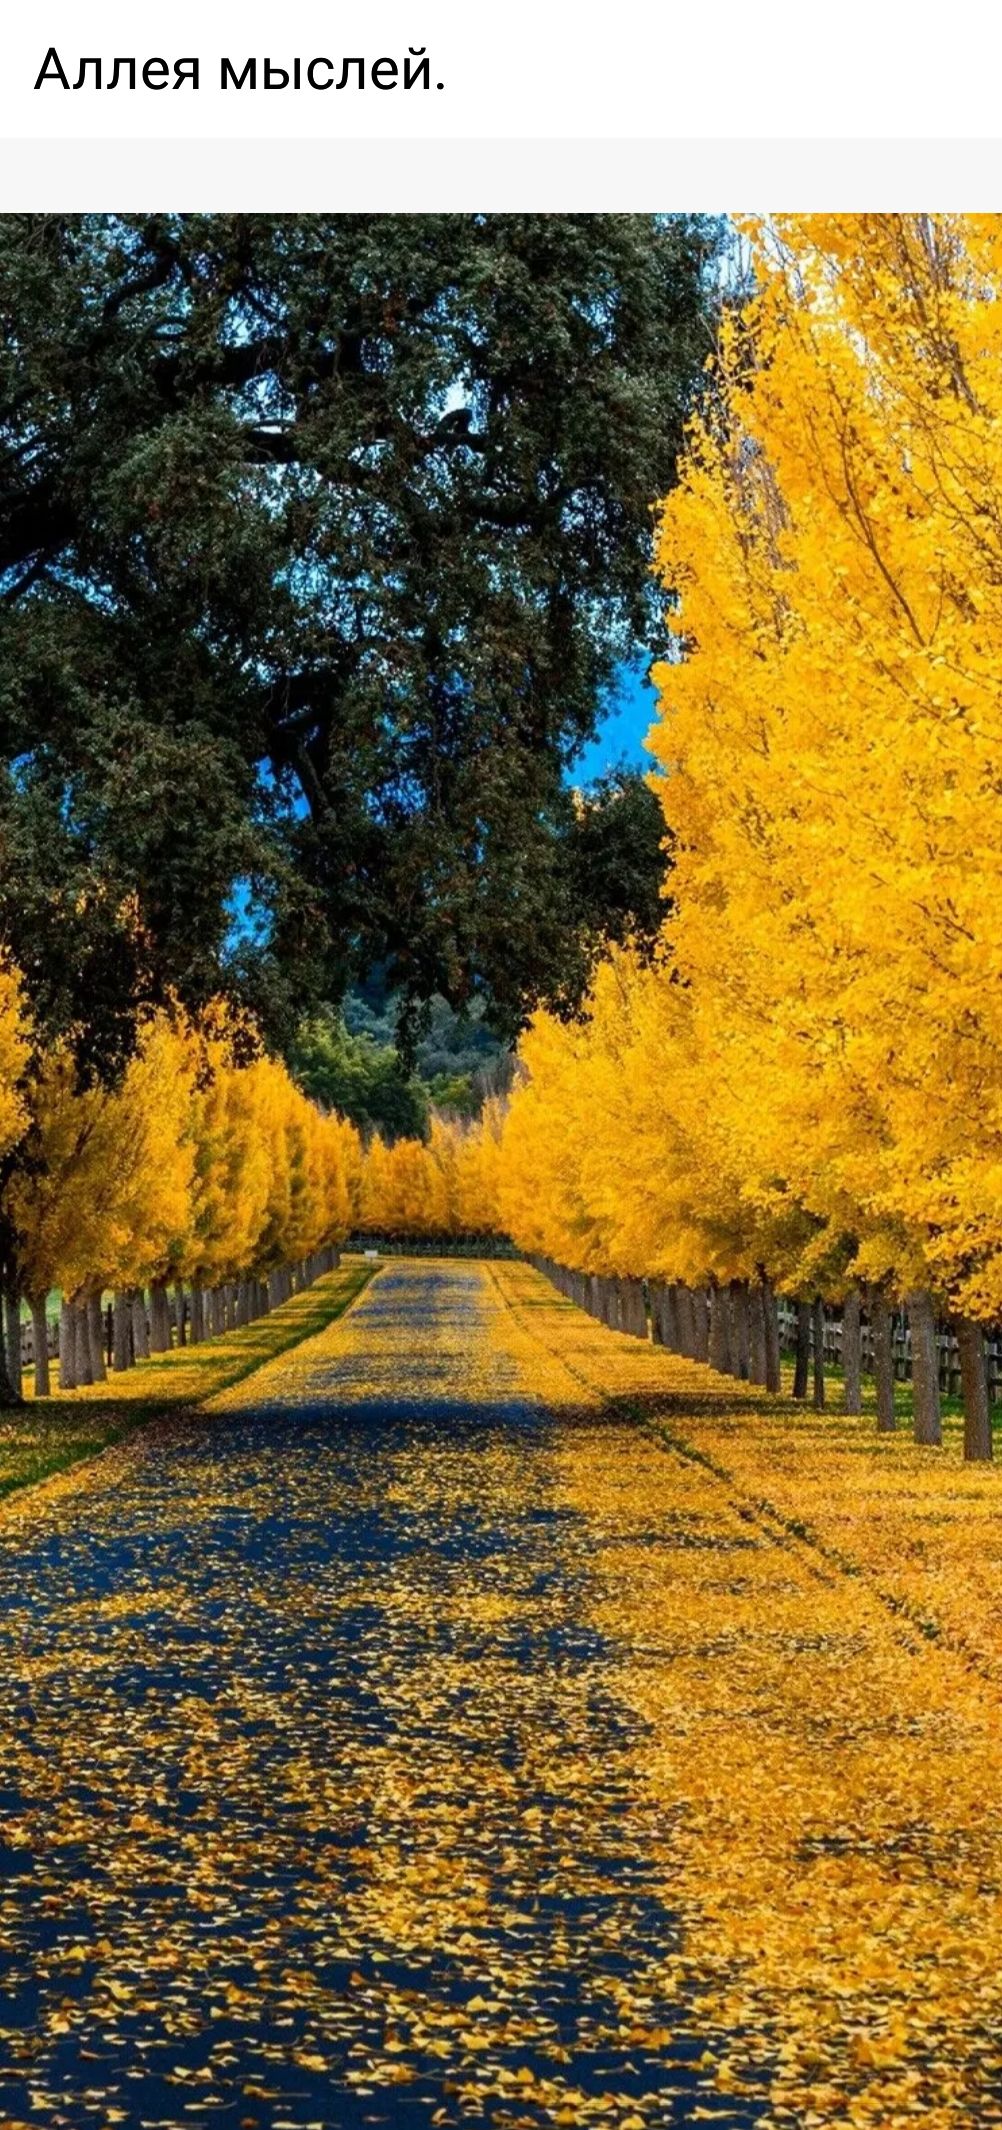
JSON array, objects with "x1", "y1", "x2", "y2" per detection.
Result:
[{"x1": 572, "y1": 662, "x2": 656, "y2": 782}]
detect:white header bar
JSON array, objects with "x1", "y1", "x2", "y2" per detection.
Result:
[{"x1": 2, "y1": 0, "x2": 1000, "y2": 143}]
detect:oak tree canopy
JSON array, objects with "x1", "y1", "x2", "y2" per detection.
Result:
[{"x1": 0, "y1": 212, "x2": 717, "y2": 1070}]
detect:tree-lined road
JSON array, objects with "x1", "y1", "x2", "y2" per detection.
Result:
[
  {"x1": 2, "y1": 1257, "x2": 996, "y2": 2129},
  {"x1": 0, "y1": 1262, "x2": 762, "y2": 2130}
]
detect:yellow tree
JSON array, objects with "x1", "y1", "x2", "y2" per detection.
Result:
[
  {"x1": 648, "y1": 214, "x2": 1002, "y2": 1454},
  {"x1": 10, "y1": 1011, "x2": 195, "y2": 1393},
  {"x1": 0, "y1": 958, "x2": 35, "y2": 1394},
  {"x1": 452, "y1": 1099, "x2": 507, "y2": 1237},
  {"x1": 358, "y1": 1133, "x2": 451, "y2": 1237}
]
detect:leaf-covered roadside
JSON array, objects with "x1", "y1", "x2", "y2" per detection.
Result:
[
  {"x1": 0, "y1": 1260, "x2": 373, "y2": 1505},
  {"x1": 494, "y1": 1260, "x2": 1002, "y2": 2128}
]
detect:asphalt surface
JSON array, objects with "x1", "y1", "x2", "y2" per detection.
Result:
[{"x1": 0, "y1": 1262, "x2": 762, "y2": 2129}]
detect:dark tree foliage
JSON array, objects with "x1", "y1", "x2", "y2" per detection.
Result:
[
  {"x1": 557, "y1": 766, "x2": 671, "y2": 1008},
  {"x1": 287, "y1": 1011, "x2": 429, "y2": 1142},
  {"x1": 0, "y1": 212, "x2": 719, "y2": 1071}
]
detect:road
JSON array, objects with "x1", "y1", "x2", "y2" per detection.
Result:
[{"x1": 0, "y1": 1260, "x2": 765, "y2": 2130}]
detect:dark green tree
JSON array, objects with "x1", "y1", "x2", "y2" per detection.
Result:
[
  {"x1": 0, "y1": 213, "x2": 718, "y2": 1064},
  {"x1": 556, "y1": 764, "x2": 670, "y2": 1008},
  {"x1": 288, "y1": 1011, "x2": 428, "y2": 1141}
]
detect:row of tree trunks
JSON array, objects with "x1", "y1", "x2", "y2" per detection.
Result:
[
  {"x1": 776, "y1": 1285, "x2": 993, "y2": 1462},
  {"x1": 698, "y1": 1277, "x2": 780, "y2": 1389},
  {"x1": 532, "y1": 1258, "x2": 782, "y2": 1393},
  {"x1": 57, "y1": 1294, "x2": 106, "y2": 1392},
  {"x1": 0, "y1": 1245, "x2": 343, "y2": 1398},
  {"x1": 534, "y1": 1257, "x2": 994, "y2": 1464},
  {"x1": 789, "y1": 1287, "x2": 959, "y2": 1448}
]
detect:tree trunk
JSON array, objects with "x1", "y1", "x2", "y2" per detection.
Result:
[
  {"x1": 748, "y1": 1281, "x2": 769, "y2": 1387},
  {"x1": 762, "y1": 1278, "x2": 781, "y2": 1392},
  {"x1": 4, "y1": 1293, "x2": 22, "y2": 1402},
  {"x1": 627, "y1": 1279, "x2": 647, "y2": 1339},
  {"x1": 957, "y1": 1316, "x2": 993, "y2": 1463},
  {"x1": 662, "y1": 1283, "x2": 681, "y2": 1352},
  {"x1": 30, "y1": 1296, "x2": 50, "y2": 1397},
  {"x1": 708, "y1": 1284, "x2": 732, "y2": 1375},
  {"x1": 812, "y1": 1297, "x2": 826, "y2": 1410},
  {"x1": 793, "y1": 1300, "x2": 811, "y2": 1400},
  {"x1": 174, "y1": 1282, "x2": 187, "y2": 1346},
  {"x1": 692, "y1": 1288, "x2": 711, "y2": 1364},
  {"x1": 907, "y1": 1289, "x2": 942, "y2": 1447},
  {"x1": 729, "y1": 1280, "x2": 750, "y2": 1380},
  {"x1": 0, "y1": 1286, "x2": 16, "y2": 1405},
  {"x1": 74, "y1": 1300, "x2": 94, "y2": 1386},
  {"x1": 59, "y1": 1299, "x2": 76, "y2": 1391},
  {"x1": 87, "y1": 1294, "x2": 106, "y2": 1383},
  {"x1": 842, "y1": 1289, "x2": 862, "y2": 1415},
  {"x1": 149, "y1": 1278, "x2": 170, "y2": 1353},
  {"x1": 665, "y1": 1283, "x2": 684, "y2": 1352},
  {"x1": 871, "y1": 1290, "x2": 896, "y2": 1432},
  {"x1": 113, "y1": 1290, "x2": 132, "y2": 1371},
  {"x1": 648, "y1": 1282, "x2": 665, "y2": 1345},
  {"x1": 132, "y1": 1289, "x2": 150, "y2": 1362}
]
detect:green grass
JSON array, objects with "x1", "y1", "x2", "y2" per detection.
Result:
[
  {"x1": 775, "y1": 1349, "x2": 990, "y2": 1446},
  {"x1": 0, "y1": 1261, "x2": 375, "y2": 1507}
]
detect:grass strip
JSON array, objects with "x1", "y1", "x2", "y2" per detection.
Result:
[{"x1": 0, "y1": 1259, "x2": 375, "y2": 1505}]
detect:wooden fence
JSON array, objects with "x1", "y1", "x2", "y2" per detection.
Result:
[
  {"x1": 346, "y1": 1233, "x2": 520, "y2": 1259},
  {"x1": 17, "y1": 1247, "x2": 342, "y2": 1376},
  {"x1": 531, "y1": 1256, "x2": 999, "y2": 1405},
  {"x1": 775, "y1": 1300, "x2": 1002, "y2": 1402}
]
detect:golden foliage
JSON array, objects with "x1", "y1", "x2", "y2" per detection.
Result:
[
  {"x1": 494, "y1": 1259, "x2": 1002, "y2": 2127},
  {"x1": 7, "y1": 1254, "x2": 1001, "y2": 2127},
  {"x1": 5, "y1": 999, "x2": 361, "y2": 1316},
  {"x1": 356, "y1": 1104, "x2": 506, "y2": 1239},
  {"x1": 498, "y1": 218, "x2": 1002, "y2": 1323}
]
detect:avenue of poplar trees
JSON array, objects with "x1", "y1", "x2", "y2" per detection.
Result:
[
  {"x1": 6, "y1": 212, "x2": 1002, "y2": 1463},
  {"x1": 358, "y1": 216, "x2": 1002, "y2": 1464},
  {"x1": 0, "y1": 993, "x2": 357, "y2": 1400},
  {"x1": 0, "y1": 213, "x2": 718, "y2": 1400},
  {"x1": 493, "y1": 214, "x2": 1002, "y2": 1461}
]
